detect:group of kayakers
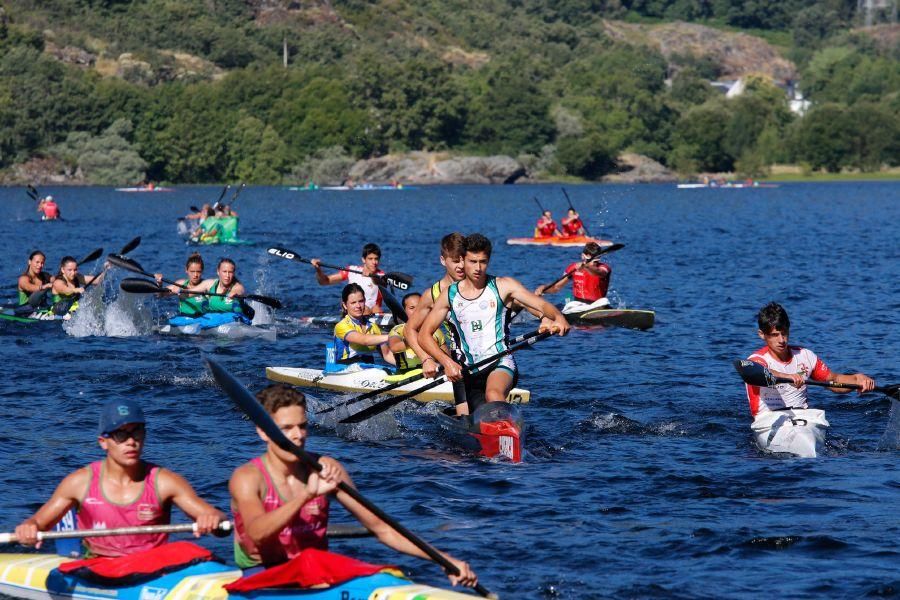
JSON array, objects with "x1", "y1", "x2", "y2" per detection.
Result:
[
  {"x1": 535, "y1": 207, "x2": 586, "y2": 237},
  {"x1": 182, "y1": 203, "x2": 240, "y2": 244},
  {"x1": 16, "y1": 250, "x2": 106, "y2": 316},
  {"x1": 154, "y1": 253, "x2": 250, "y2": 321}
]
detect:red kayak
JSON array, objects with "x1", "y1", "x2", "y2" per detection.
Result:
[{"x1": 506, "y1": 235, "x2": 614, "y2": 248}]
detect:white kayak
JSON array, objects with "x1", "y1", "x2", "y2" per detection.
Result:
[
  {"x1": 266, "y1": 365, "x2": 531, "y2": 404},
  {"x1": 751, "y1": 408, "x2": 829, "y2": 458}
]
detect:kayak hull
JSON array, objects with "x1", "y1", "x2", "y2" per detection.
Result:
[
  {"x1": 751, "y1": 409, "x2": 828, "y2": 458},
  {"x1": 506, "y1": 235, "x2": 614, "y2": 248},
  {"x1": 115, "y1": 187, "x2": 175, "y2": 192},
  {"x1": 0, "y1": 553, "x2": 471, "y2": 600},
  {"x1": 436, "y1": 404, "x2": 524, "y2": 462},
  {"x1": 162, "y1": 314, "x2": 276, "y2": 341},
  {"x1": 266, "y1": 366, "x2": 530, "y2": 404}
]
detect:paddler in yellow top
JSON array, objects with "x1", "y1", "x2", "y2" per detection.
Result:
[
  {"x1": 332, "y1": 283, "x2": 395, "y2": 368},
  {"x1": 17, "y1": 250, "x2": 54, "y2": 307},
  {"x1": 419, "y1": 234, "x2": 570, "y2": 415},
  {"x1": 402, "y1": 232, "x2": 467, "y2": 411},
  {"x1": 387, "y1": 292, "x2": 448, "y2": 375},
  {"x1": 14, "y1": 399, "x2": 225, "y2": 556},
  {"x1": 229, "y1": 384, "x2": 478, "y2": 587}
]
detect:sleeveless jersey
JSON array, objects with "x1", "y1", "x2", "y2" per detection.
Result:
[
  {"x1": 18, "y1": 272, "x2": 51, "y2": 305},
  {"x1": 446, "y1": 276, "x2": 509, "y2": 366},
  {"x1": 430, "y1": 280, "x2": 456, "y2": 346},
  {"x1": 562, "y1": 217, "x2": 583, "y2": 236},
  {"x1": 233, "y1": 456, "x2": 329, "y2": 568},
  {"x1": 178, "y1": 281, "x2": 205, "y2": 316},
  {"x1": 333, "y1": 315, "x2": 383, "y2": 362},
  {"x1": 565, "y1": 262, "x2": 611, "y2": 303},
  {"x1": 744, "y1": 346, "x2": 831, "y2": 417},
  {"x1": 341, "y1": 267, "x2": 383, "y2": 312},
  {"x1": 77, "y1": 461, "x2": 170, "y2": 557},
  {"x1": 52, "y1": 275, "x2": 86, "y2": 304},
  {"x1": 207, "y1": 279, "x2": 244, "y2": 314},
  {"x1": 389, "y1": 323, "x2": 445, "y2": 371}
]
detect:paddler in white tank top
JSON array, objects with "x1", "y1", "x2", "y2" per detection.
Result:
[
  {"x1": 311, "y1": 243, "x2": 384, "y2": 314},
  {"x1": 419, "y1": 233, "x2": 570, "y2": 416},
  {"x1": 14, "y1": 399, "x2": 224, "y2": 556}
]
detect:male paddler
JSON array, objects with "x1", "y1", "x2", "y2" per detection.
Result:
[
  {"x1": 311, "y1": 243, "x2": 384, "y2": 314},
  {"x1": 419, "y1": 234, "x2": 570, "y2": 415},
  {"x1": 387, "y1": 292, "x2": 449, "y2": 374},
  {"x1": 37, "y1": 195, "x2": 60, "y2": 220},
  {"x1": 745, "y1": 302, "x2": 875, "y2": 419},
  {"x1": 229, "y1": 384, "x2": 478, "y2": 587},
  {"x1": 536, "y1": 241, "x2": 612, "y2": 311},
  {"x1": 14, "y1": 399, "x2": 224, "y2": 556}
]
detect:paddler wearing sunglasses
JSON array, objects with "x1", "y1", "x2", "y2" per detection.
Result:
[
  {"x1": 536, "y1": 241, "x2": 612, "y2": 311},
  {"x1": 13, "y1": 399, "x2": 225, "y2": 556}
]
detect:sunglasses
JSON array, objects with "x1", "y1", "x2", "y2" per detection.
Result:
[{"x1": 105, "y1": 424, "x2": 146, "y2": 444}]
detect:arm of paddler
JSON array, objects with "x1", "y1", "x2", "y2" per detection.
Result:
[
  {"x1": 14, "y1": 467, "x2": 88, "y2": 547},
  {"x1": 823, "y1": 370, "x2": 876, "y2": 394},
  {"x1": 419, "y1": 289, "x2": 461, "y2": 381},
  {"x1": 331, "y1": 465, "x2": 478, "y2": 588},
  {"x1": 157, "y1": 468, "x2": 225, "y2": 536},
  {"x1": 402, "y1": 289, "x2": 440, "y2": 374},
  {"x1": 310, "y1": 259, "x2": 344, "y2": 285},
  {"x1": 502, "y1": 277, "x2": 569, "y2": 336}
]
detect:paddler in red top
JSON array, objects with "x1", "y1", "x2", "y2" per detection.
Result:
[
  {"x1": 13, "y1": 399, "x2": 224, "y2": 556},
  {"x1": 537, "y1": 241, "x2": 612, "y2": 311},
  {"x1": 535, "y1": 210, "x2": 561, "y2": 238},
  {"x1": 561, "y1": 208, "x2": 586, "y2": 236},
  {"x1": 229, "y1": 384, "x2": 478, "y2": 587},
  {"x1": 37, "y1": 195, "x2": 60, "y2": 220}
]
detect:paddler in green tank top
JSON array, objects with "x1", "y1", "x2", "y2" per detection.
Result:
[
  {"x1": 17, "y1": 250, "x2": 54, "y2": 308},
  {"x1": 51, "y1": 255, "x2": 106, "y2": 315},
  {"x1": 193, "y1": 258, "x2": 251, "y2": 322},
  {"x1": 155, "y1": 253, "x2": 208, "y2": 317}
]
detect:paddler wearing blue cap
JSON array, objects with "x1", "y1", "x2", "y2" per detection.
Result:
[
  {"x1": 229, "y1": 384, "x2": 478, "y2": 587},
  {"x1": 13, "y1": 399, "x2": 224, "y2": 556}
]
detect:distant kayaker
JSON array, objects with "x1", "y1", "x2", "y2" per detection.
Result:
[
  {"x1": 51, "y1": 255, "x2": 106, "y2": 314},
  {"x1": 229, "y1": 383, "x2": 478, "y2": 586},
  {"x1": 155, "y1": 253, "x2": 208, "y2": 317},
  {"x1": 403, "y1": 232, "x2": 468, "y2": 412},
  {"x1": 419, "y1": 233, "x2": 569, "y2": 415},
  {"x1": 14, "y1": 399, "x2": 225, "y2": 556},
  {"x1": 184, "y1": 203, "x2": 210, "y2": 221},
  {"x1": 332, "y1": 283, "x2": 395, "y2": 367},
  {"x1": 193, "y1": 258, "x2": 249, "y2": 321},
  {"x1": 536, "y1": 241, "x2": 612, "y2": 310},
  {"x1": 17, "y1": 250, "x2": 54, "y2": 306},
  {"x1": 561, "y1": 208, "x2": 586, "y2": 236},
  {"x1": 387, "y1": 292, "x2": 448, "y2": 374},
  {"x1": 37, "y1": 195, "x2": 60, "y2": 220},
  {"x1": 535, "y1": 210, "x2": 560, "y2": 238},
  {"x1": 745, "y1": 302, "x2": 875, "y2": 419},
  {"x1": 311, "y1": 243, "x2": 384, "y2": 314}
]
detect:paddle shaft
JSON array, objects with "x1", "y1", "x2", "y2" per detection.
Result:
[
  {"x1": 533, "y1": 197, "x2": 546, "y2": 213},
  {"x1": 320, "y1": 330, "x2": 537, "y2": 414},
  {"x1": 119, "y1": 276, "x2": 281, "y2": 309},
  {"x1": 540, "y1": 243, "x2": 623, "y2": 293},
  {"x1": 561, "y1": 187, "x2": 592, "y2": 238},
  {"x1": 0, "y1": 521, "x2": 232, "y2": 544},
  {"x1": 340, "y1": 329, "x2": 550, "y2": 424},
  {"x1": 770, "y1": 373, "x2": 894, "y2": 395},
  {"x1": 204, "y1": 359, "x2": 495, "y2": 599}
]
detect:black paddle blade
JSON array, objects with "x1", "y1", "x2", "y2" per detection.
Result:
[
  {"x1": 78, "y1": 248, "x2": 103, "y2": 265},
  {"x1": 119, "y1": 236, "x2": 141, "y2": 255},
  {"x1": 243, "y1": 294, "x2": 283, "y2": 309},
  {"x1": 384, "y1": 272, "x2": 413, "y2": 291},
  {"x1": 120, "y1": 278, "x2": 162, "y2": 294},
  {"x1": 213, "y1": 184, "x2": 230, "y2": 208},
  {"x1": 107, "y1": 254, "x2": 147, "y2": 275},
  {"x1": 880, "y1": 384, "x2": 900, "y2": 401},
  {"x1": 27, "y1": 184, "x2": 39, "y2": 200},
  {"x1": 190, "y1": 206, "x2": 200, "y2": 212},
  {"x1": 598, "y1": 243, "x2": 625, "y2": 256},
  {"x1": 733, "y1": 359, "x2": 778, "y2": 387}
]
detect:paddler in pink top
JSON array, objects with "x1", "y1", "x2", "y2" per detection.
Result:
[
  {"x1": 229, "y1": 384, "x2": 478, "y2": 588},
  {"x1": 14, "y1": 399, "x2": 225, "y2": 557}
]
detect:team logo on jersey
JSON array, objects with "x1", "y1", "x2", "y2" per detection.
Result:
[
  {"x1": 137, "y1": 503, "x2": 159, "y2": 521},
  {"x1": 479, "y1": 300, "x2": 488, "y2": 310},
  {"x1": 471, "y1": 320, "x2": 483, "y2": 332}
]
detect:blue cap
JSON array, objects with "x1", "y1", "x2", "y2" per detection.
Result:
[{"x1": 98, "y1": 400, "x2": 146, "y2": 436}]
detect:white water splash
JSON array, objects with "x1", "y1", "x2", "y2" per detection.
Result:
[
  {"x1": 877, "y1": 399, "x2": 900, "y2": 450},
  {"x1": 64, "y1": 289, "x2": 154, "y2": 338}
]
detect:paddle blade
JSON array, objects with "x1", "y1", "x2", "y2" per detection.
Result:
[
  {"x1": 598, "y1": 243, "x2": 625, "y2": 256},
  {"x1": 120, "y1": 278, "x2": 162, "y2": 294},
  {"x1": 190, "y1": 206, "x2": 200, "y2": 212},
  {"x1": 119, "y1": 236, "x2": 141, "y2": 255},
  {"x1": 213, "y1": 184, "x2": 230, "y2": 208},
  {"x1": 267, "y1": 246, "x2": 303, "y2": 263},
  {"x1": 27, "y1": 184, "x2": 39, "y2": 200},
  {"x1": 107, "y1": 254, "x2": 148, "y2": 275},
  {"x1": 733, "y1": 359, "x2": 779, "y2": 387},
  {"x1": 384, "y1": 272, "x2": 414, "y2": 291},
  {"x1": 243, "y1": 294, "x2": 283, "y2": 309},
  {"x1": 78, "y1": 248, "x2": 103, "y2": 265}
]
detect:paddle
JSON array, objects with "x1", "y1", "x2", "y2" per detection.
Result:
[
  {"x1": 47, "y1": 247, "x2": 105, "y2": 315},
  {"x1": 340, "y1": 329, "x2": 551, "y2": 424},
  {"x1": 533, "y1": 196, "x2": 547, "y2": 213},
  {"x1": 539, "y1": 243, "x2": 623, "y2": 295},
  {"x1": 53, "y1": 238, "x2": 142, "y2": 315},
  {"x1": 560, "y1": 187, "x2": 592, "y2": 238},
  {"x1": 0, "y1": 522, "x2": 233, "y2": 544},
  {"x1": 318, "y1": 330, "x2": 537, "y2": 416},
  {"x1": 204, "y1": 358, "x2": 495, "y2": 598},
  {"x1": 26, "y1": 185, "x2": 38, "y2": 201},
  {"x1": 224, "y1": 182, "x2": 246, "y2": 208},
  {"x1": 213, "y1": 184, "x2": 230, "y2": 207},
  {"x1": 733, "y1": 360, "x2": 900, "y2": 399},
  {"x1": 120, "y1": 277, "x2": 283, "y2": 310}
]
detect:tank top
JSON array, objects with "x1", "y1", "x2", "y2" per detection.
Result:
[
  {"x1": 446, "y1": 276, "x2": 509, "y2": 366},
  {"x1": 52, "y1": 275, "x2": 86, "y2": 304},
  {"x1": 566, "y1": 262, "x2": 611, "y2": 302},
  {"x1": 18, "y1": 273, "x2": 51, "y2": 305},
  {"x1": 77, "y1": 461, "x2": 170, "y2": 557},
  {"x1": 744, "y1": 346, "x2": 831, "y2": 417},
  {"x1": 430, "y1": 279, "x2": 455, "y2": 346},
  {"x1": 233, "y1": 456, "x2": 329, "y2": 568},
  {"x1": 177, "y1": 281, "x2": 205, "y2": 316},
  {"x1": 207, "y1": 279, "x2": 244, "y2": 314}
]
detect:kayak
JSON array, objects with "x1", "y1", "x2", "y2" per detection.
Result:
[
  {"x1": 299, "y1": 314, "x2": 395, "y2": 328},
  {"x1": 0, "y1": 552, "x2": 472, "y2": 600},
  {"x1": 506, "y1": 235, "x2": 614, "y2": 248},
  {"x1": 115, "y1": 187, "x2": 175, "y2": 192},
  {"x1": 266, "y1": 365, "x2": 531, "y2": 404},
  {"x1": 161, "y1": 313, "x2": 276, "y2": 341},
  {"x1": 436, "y1": 402, "x2": 525, "y2": 462},
  {"x1": 0, "y1": 309, "x2": 66, "y2": 324},
  {"x1": 561, "y1": 300, "x2": 655, "y2": 330},
  {"x1": 750, "y1": 408, "x2": 829, "y2": 458},
  {"x1": 676, "y1": 182, "x2": 779, "y2": 189},
  {"x1": 319, "y1": 185, "x2": 412, "y2": 191}
]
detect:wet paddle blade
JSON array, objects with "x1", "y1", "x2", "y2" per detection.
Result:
[
  {"x1": 107, "y1": 254, "x2": 149, "y2": 275},
  {"x1": 119, "y1": 236, "x2": 141, "y2": 255},
  {"x1": 243, "y1": 294, "x2": 283, "y2": 309},
  {"x1": 120, "y1": 278, "x2": 162, "y2": 294},
  {"x1": 78, "y1": 248, "x2": 103, "y2": 265},
  {"x1": 733, "y1": 359, "x2": 778, "y2": 387},
  {"x1": 384, "y1": 272, "x2": 414, "y2": 291}
]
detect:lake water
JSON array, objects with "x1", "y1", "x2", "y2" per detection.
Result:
[{"x1": 0, "y1": 182, "x2": 898, "y2": 598}]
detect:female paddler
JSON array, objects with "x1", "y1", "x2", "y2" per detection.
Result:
[
  {"x1": 193, "y1": 257, "x2": 251, "y2": 323},
  {"x1": 331, "y1": 283, "x2": 395, "y2": 368},
  {"x1": 155, "y1": 253, "x2": 208, "y2": 317},
  {"x1": 51, "y1": 255, "x2": 106, "y2": 314},
  {"x1": 17, "y1": 251, "x2": 54, "y2": 307}
]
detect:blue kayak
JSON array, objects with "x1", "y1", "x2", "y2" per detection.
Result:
[{"x1": 161, "y1": 313, "x2": 276, "y2": 341}]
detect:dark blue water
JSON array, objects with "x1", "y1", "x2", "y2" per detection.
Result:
[{"x1": 1, "y1": 183, "x2": 898, "y2": 598}]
